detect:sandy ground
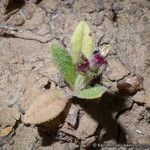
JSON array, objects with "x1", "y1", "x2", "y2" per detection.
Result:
[{"x1": 0, "y1": 0, "x2": 150, "y2": 150}]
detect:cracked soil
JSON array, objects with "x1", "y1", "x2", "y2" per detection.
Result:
[{"x1": 0, "y1": 0, "x2": 150, "y2": 150}]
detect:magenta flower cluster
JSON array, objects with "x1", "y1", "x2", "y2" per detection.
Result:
[{"x1": 77, "y1": 52, "x2": 105, "y2": 74}]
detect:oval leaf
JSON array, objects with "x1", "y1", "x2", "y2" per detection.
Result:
[
  {"x1": 23, "y1": 89, "x2": 69, "y2": 124},
  {"x1": 50, "y1": 44, "x2": 76, "y2": 86},
  {"x1": 74, "y1": 73, "x2": 86, "y2": 91},
  {"x1": 74, "y1": 86, "x2": 106, "y2": 99},
  {"x1": 71, "y1": 21, "x2": 93, "y2": 63}
]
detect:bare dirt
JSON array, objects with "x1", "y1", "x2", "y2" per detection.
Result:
[{"x1": 0, "y1": 0, "x2": 150, "y2": 150}]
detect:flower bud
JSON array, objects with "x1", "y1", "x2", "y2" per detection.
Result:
[{"x1": 90, "y1": 53, "x2": 105, "y2": 70}]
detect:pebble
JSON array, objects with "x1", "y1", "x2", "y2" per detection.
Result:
[
  {"x1": 0, "y1": 127, "x2": 13, "y2": 138},
  {"x1": 65, "y1": 104, "x2": 79, "y2": 129},
  {"x1": 117, "y1": 75, "x2": 144, "y2": 94}
]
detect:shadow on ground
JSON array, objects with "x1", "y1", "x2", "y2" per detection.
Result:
[
  {"x1": 37, "y1": 90, "x2": 130, "y2": 147},
  {"x1": 37, "y1": 102, "x2": 72, "y2": 146},
  {"x1": 73, "y1": 91, "x2": 128, "y2": 145},
  {"x1": 5, "y1": 0, "x2": 25, "y2": 14}
]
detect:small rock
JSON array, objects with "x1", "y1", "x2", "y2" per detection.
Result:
[
  {"x1": 65, "y1": 104, "x2": 79, "y2": 129},
  {"x1": 117, "y1": 104, "x2": 150, "y2": 144},
  {"x1": 139, "y1": 109, "x2": 150, "y2": 124},
  {"x1": 82, "y1": 136, "x2": 96, "y2": 149},
  {"x1": 61, "y1": 111, "x2": 98, "y2": 140},
  {"x1": 132, "y1": 91, "x2": 145, "y2": 104},
  {"x1": 0, "y1": 107, "x2": 20, "y2": 128},
  {"x1": 105, "y1": 59, "x2": 130, "y2": 81},
  {"x1": 0, "y1": 127, "x2": 13, "y2": 138},
  {"x1": 4, "y1": 125, "x2": 39, "y2": 150},
  {"x1": 76, "y1": 113, "x2": 98, "y2": 140},
  {"x1": 117, "y1": 75, "x2": 143, "y2": 94}
]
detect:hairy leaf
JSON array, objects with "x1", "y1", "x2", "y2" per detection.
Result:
[
  {"x1": 71, "y1": 21, "x2": 93, "y2": 63},
  {"x1": 50, "y1": 44, "x2": 76, "y2": 86},
  {"x1": 74, "y1": 73, "x2": 86, "y2": 90},
  {"x1": 87, "y1": 64, "x2": 106, "y2": 81},
  {"x1": 23, "y1": 89, "x2": 69, "y2": 124},
  {"x1": 74, "y1": 86, "x2": 106, "y2": 99}
]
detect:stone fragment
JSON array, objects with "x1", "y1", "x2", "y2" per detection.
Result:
[
  {"x1": 82, "y1": 136, "x2": 96, "y2": 149},
  {"x1": 65, "y1": 104, "x2": 79, "y2": 129},
  {"x1": 0, "y1": 107, "x2": 20, "y2": 128},
  {"x1": 76, "y1": 113, "x2": 98, "y2": 140},
  {"x1": 105, "y1": 59, "x2": 129, "y2": 81},
  {"x1": 117, "y1": 75, "x2": 143, "y2": 94},
  {"x1": 61, "y1": 112, "x2": 98, "y2": 140},
  {"x1": 117, "y1": 104, "x2": 150, "y2": 144},
  {"x1": 131, "y1": 91, "x2": 150, "y2": 108},
  {"x1": 0, "y1": 127, "x2": 13, "y2": 138},
  {"x1": 3, "y1": 125, "x2": 39, "y2": 150},
  {"x1": 132, "y1": 91, "x2": 145, "y2": 103}
]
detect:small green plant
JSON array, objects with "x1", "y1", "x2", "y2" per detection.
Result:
[
  {"x1": 23, "y1": 21, "x2": 110, "y2": 124},
  {"x1": 51, "y1": 21, "x2": 107, "y2": 99}
]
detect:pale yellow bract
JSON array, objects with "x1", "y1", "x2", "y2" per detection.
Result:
[{"x1": 71, "y1": 21, "x2": 93, "y2": 63}]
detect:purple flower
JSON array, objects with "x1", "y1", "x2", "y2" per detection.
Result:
[
  {"x1": 90, "y1": 53, "x2": 105, "y2": 70},
  {"x1": 76, "y1": 53, "x2": 106, "y2": 74},
  {"x1": 77, "y1": 55, "x2": 89, "y2": 73}
]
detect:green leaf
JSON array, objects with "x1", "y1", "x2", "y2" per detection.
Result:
[
  {"x1": 74, "y1": 73, "x2": 86, "y2": 90},
  {"x1": 86, "y1": 66, "x2": 105, "y2": 83},
  {"x1": 71, "y1": 21, "x2": 93, "y2": 63},
  {"x1": 74, "y1": 86, "x2": 106, "y2": 99},
  {"x1": 50, "y1": 44, "x2": 76, "y2": 86},
  {"x1": 74, "y1": 71, "x2": 104, "y2": 91}
]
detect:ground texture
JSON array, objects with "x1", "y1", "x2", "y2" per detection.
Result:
[{"x1": 0, "y1": 0, "x2": 150, "y2": 150}]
